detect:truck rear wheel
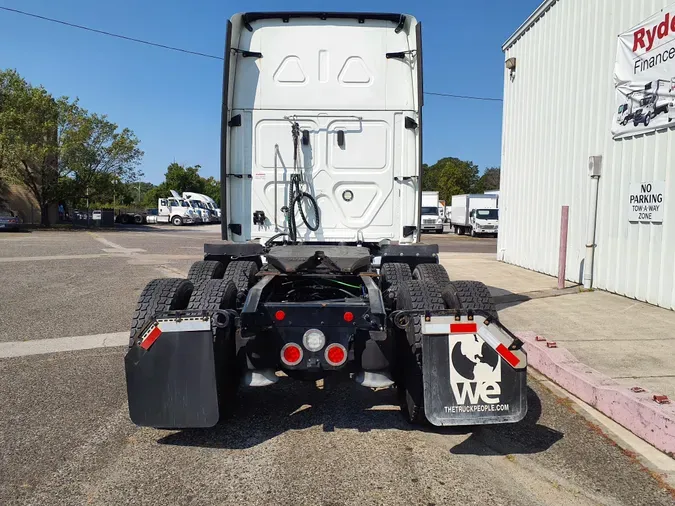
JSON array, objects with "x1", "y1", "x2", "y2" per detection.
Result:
[
  {"x1": 380, "y1": 262, "x2": 412, "y2": 306},
  {"x1": 396, "y1": 280, "x2": 445, "y2": 424},
  {"x1": 443, "y1": 280, "x2": 498, "y2": 321},
  {"x1": 188, "y1": 260, "x2": 225, "y2": 284},
  {"x1": 129, "y1": 278, "x2": 193, "y2": 347},
  {"x1": 223, "y1": 260, "x2": 259, "y2": 296},
  {"x1": 412, "y1": 263, "x2": 450, "y2": 286}
]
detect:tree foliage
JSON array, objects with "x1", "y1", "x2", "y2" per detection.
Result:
[
  {"x1": 422, "y1": 157, "x2": 479, "y2": 202},
  {"x1": 0, "y1": 70, "x2": 62, "y2": 224},
  {"x1": 422, "y1": 157, "x2": 500, "y2": 202},
  {"x1": 473, "y1": 167, "x2": 500, "y2": 194},
  {"x1": 0, "y1": 69, "x2": 144, "y2": 223},
  {"x1": 59, "y1": 102, "x2": 144, "y2": 207}
]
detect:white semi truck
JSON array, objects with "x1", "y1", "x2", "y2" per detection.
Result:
[
  {"x1": 125, "y1": 12, "x2": 527, "y2": 430},
  {"x1": 183, "y1": 192, "x2": 221, "y2": 223},
  {"x1": 421, "y1": 191, "x2": 444, "y2": 234},
  {"x1": 156, "y1": 191, "x2": 200, "y2": 226},
  {"x1": 451, "y1": 194, "x2": 499, "y2": 236}
]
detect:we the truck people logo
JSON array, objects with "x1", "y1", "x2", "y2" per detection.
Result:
[{"x1": 446, "y1": 334, "x2": 510, "y2": 413}]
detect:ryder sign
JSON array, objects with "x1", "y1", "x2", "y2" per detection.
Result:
[{"x1": 613, "y1": 6, "x2": 675, "y2": 139}]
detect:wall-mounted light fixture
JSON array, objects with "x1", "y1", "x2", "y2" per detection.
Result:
[{"x1": 505, "y1": 57, "x2": 517, "y2": 81}]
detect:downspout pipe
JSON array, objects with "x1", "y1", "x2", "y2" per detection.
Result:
[{"x1": 584, "y1": 157, "x2": 602, "y2": 289}]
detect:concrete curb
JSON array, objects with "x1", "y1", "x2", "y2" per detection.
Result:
[{"x1": 517, "y1": 331, "x2": 675, "y2": 456}]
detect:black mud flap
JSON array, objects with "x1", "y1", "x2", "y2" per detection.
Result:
[
  {"x1": 125, "y1": 321, "x2": 219, "y2": 428},
  {"x1": 421, "y1": 322, "x2": 527, "y2": 426}
]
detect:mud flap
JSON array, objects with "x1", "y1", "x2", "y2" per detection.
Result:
[
  {"x1": 125, "y1": 320, "x2": 219, "y2": 428},
  {"x1": 421, "y1": 317, "x2": 527, "y2": 426}
]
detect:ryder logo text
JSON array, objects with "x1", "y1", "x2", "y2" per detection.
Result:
[{"x1": 633, "y1": 12, "x2": 675, "y2": 52}]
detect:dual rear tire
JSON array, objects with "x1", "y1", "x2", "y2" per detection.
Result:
[{"x1": 394, "y1": 269, "x2": 497, "y2": 425}]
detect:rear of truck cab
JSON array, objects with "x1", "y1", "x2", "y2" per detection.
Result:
[{"x1": 125, "y1": 11, "x2": 527, "y2": 431}]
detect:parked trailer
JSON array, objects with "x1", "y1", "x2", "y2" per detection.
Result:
[
  {"x1": 125, "y1": 12, "x2": 527, "y2": 430},
  {"x1": 451, "y1": 194, "x2": 499, "y2": 237}
]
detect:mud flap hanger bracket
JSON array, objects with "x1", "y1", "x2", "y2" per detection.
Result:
[
  {"x1": 133, "y1": 309, "x2": 239, "y2": 345},
  {"x1": 390, "y1": 309, "x2": 525, "y2": 353}
]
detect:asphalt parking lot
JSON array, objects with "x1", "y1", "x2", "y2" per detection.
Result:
[{"x1": 0, "y1": 226, "x2": 673, "y2": 505}]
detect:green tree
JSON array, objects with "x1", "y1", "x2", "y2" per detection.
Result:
[
  {"x1": 422, "y1": 157, "x2": 479, "y2": 203},
  {"x1": 59, "y1": 102, "x2": 144, "y2": 207},
  {"x1": 202, "y1": 176, "x2": 221, "y2": 206},
  {"x1": 0, "y1": 70, "x2": 63, "y2": 225},
  {"x1": 473, "y1": 167, "x2": 500, "y2": 194},
  {"x1": 164, "y1": 162, "x2": 206, "y2": 193}
]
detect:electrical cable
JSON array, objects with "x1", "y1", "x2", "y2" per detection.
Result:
[
  {"x1": 287, "y1": 122, "x2": 319, "y2": 241},
  {"x1": 0, "y1": 6, "x2": 503, "y2": 103}
]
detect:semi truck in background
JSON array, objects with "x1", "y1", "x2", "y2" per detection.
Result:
[
  {"x1": 183, "y1": 192, "x2": 221, "y2": 223},
  {"x1": 451, "y1": 194, "x2": 499, "y2": 236},
  {"x1": 421, "y1": 191, "x2": 444, "y2": 234},
  {"x1": 155, "y1": 192, "x2": 200, "y2": 226}
]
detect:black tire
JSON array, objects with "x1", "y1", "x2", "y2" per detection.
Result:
[
  {"x1": 187, "y1": 279, "x2": 237, "y2": 311},
  {"x1": 129, "y1": 278, "x2": 194, "y2": 347},
  {"x1": 443, "y1": 280, "x2": 498, "y2": 321},
  {"x1": 458, "y1": 227, "x2": 465, "y2": 236},
  {"x1": 470, "y1": 227, "x2": 476, "y2": 237},
  {"x1": 396, "y1": 280, "x2": 445, "y2": 424},
  {"x1": 172, "y1": 215, "x2": 183, "y2": 226},
  {"x1": 223, "y1": 260, "x2": 259, "y2": 293},
  {"x1": 380, "y1": 262, "x2": 412, "y2": 305},
  {"x1": 120, "y1": 214, "x2": 130, "y2": 225},
  {"x1": 133, "y1": 214, "x2": 143, "y2": 224},
  {"x1": 188, "y1": 260, "x2": 225, "y2": 284},
  {"x1": 645, "y1": 114, "x2": 651, "y2": 126},
  {"x1": 412, "y1": 263, "x2": 450, "y2": 286}
]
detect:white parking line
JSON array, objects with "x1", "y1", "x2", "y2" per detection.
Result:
[
  {"x1": 0, "y1": 331, "x2": 128, "y2": 358},
  {"x1": 89, "y1": 233, "x2": 146, "y2": 254},
  {"x1": 0, "y1": 254, "x2": 108, "y2": 263}
]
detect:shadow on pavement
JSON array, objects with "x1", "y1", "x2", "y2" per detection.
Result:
[
  {"x1": 449, "y1": 387, "x2": 563, "y2": 456},
  {"x1": 489, "y1": 286, "x2": 532, "y2": 310},
  {"x1": 158, "y1": 378, "x2": 562, "y2": 456}
]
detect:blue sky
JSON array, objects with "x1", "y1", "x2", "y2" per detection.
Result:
[{"x1": 0, "y1": 1, "x2": 541, "y2": 183}]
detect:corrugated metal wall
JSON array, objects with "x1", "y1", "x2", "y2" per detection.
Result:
[{"x1": 500, "y1": 0, "x2": 675, "y2": 310}]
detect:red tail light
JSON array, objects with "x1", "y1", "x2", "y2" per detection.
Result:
[
  {"x1": 325, "y1": 343, "x2": 347, "y2": 366},
  {"x1": 281, "y1": 343, "x2": 303, "y2": 366},
  {"x1": 275, "y1": 310, "x2": 286, "y2": 321},
  {"x1": 343, "y1": 311, "x2": 354, "y2": 322}
]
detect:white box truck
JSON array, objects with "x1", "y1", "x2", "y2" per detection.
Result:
[
  {"x1": 421, "y1": 191, "x2": 443, "y2": 234},
  {"x1": 124, "y1": 12, "x2": 527, "y2": 431},
  {"x1": 451, "y1": 194, "x2": 498, "y2": 236}
]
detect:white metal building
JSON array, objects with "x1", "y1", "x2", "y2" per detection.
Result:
[{"x1": 500, "y1": 0, "x2": 675, "y2": 310}]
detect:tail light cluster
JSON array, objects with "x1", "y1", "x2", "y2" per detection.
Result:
[{"x1": 279, "y1": 329, "x2": 348, "y2": 367}]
